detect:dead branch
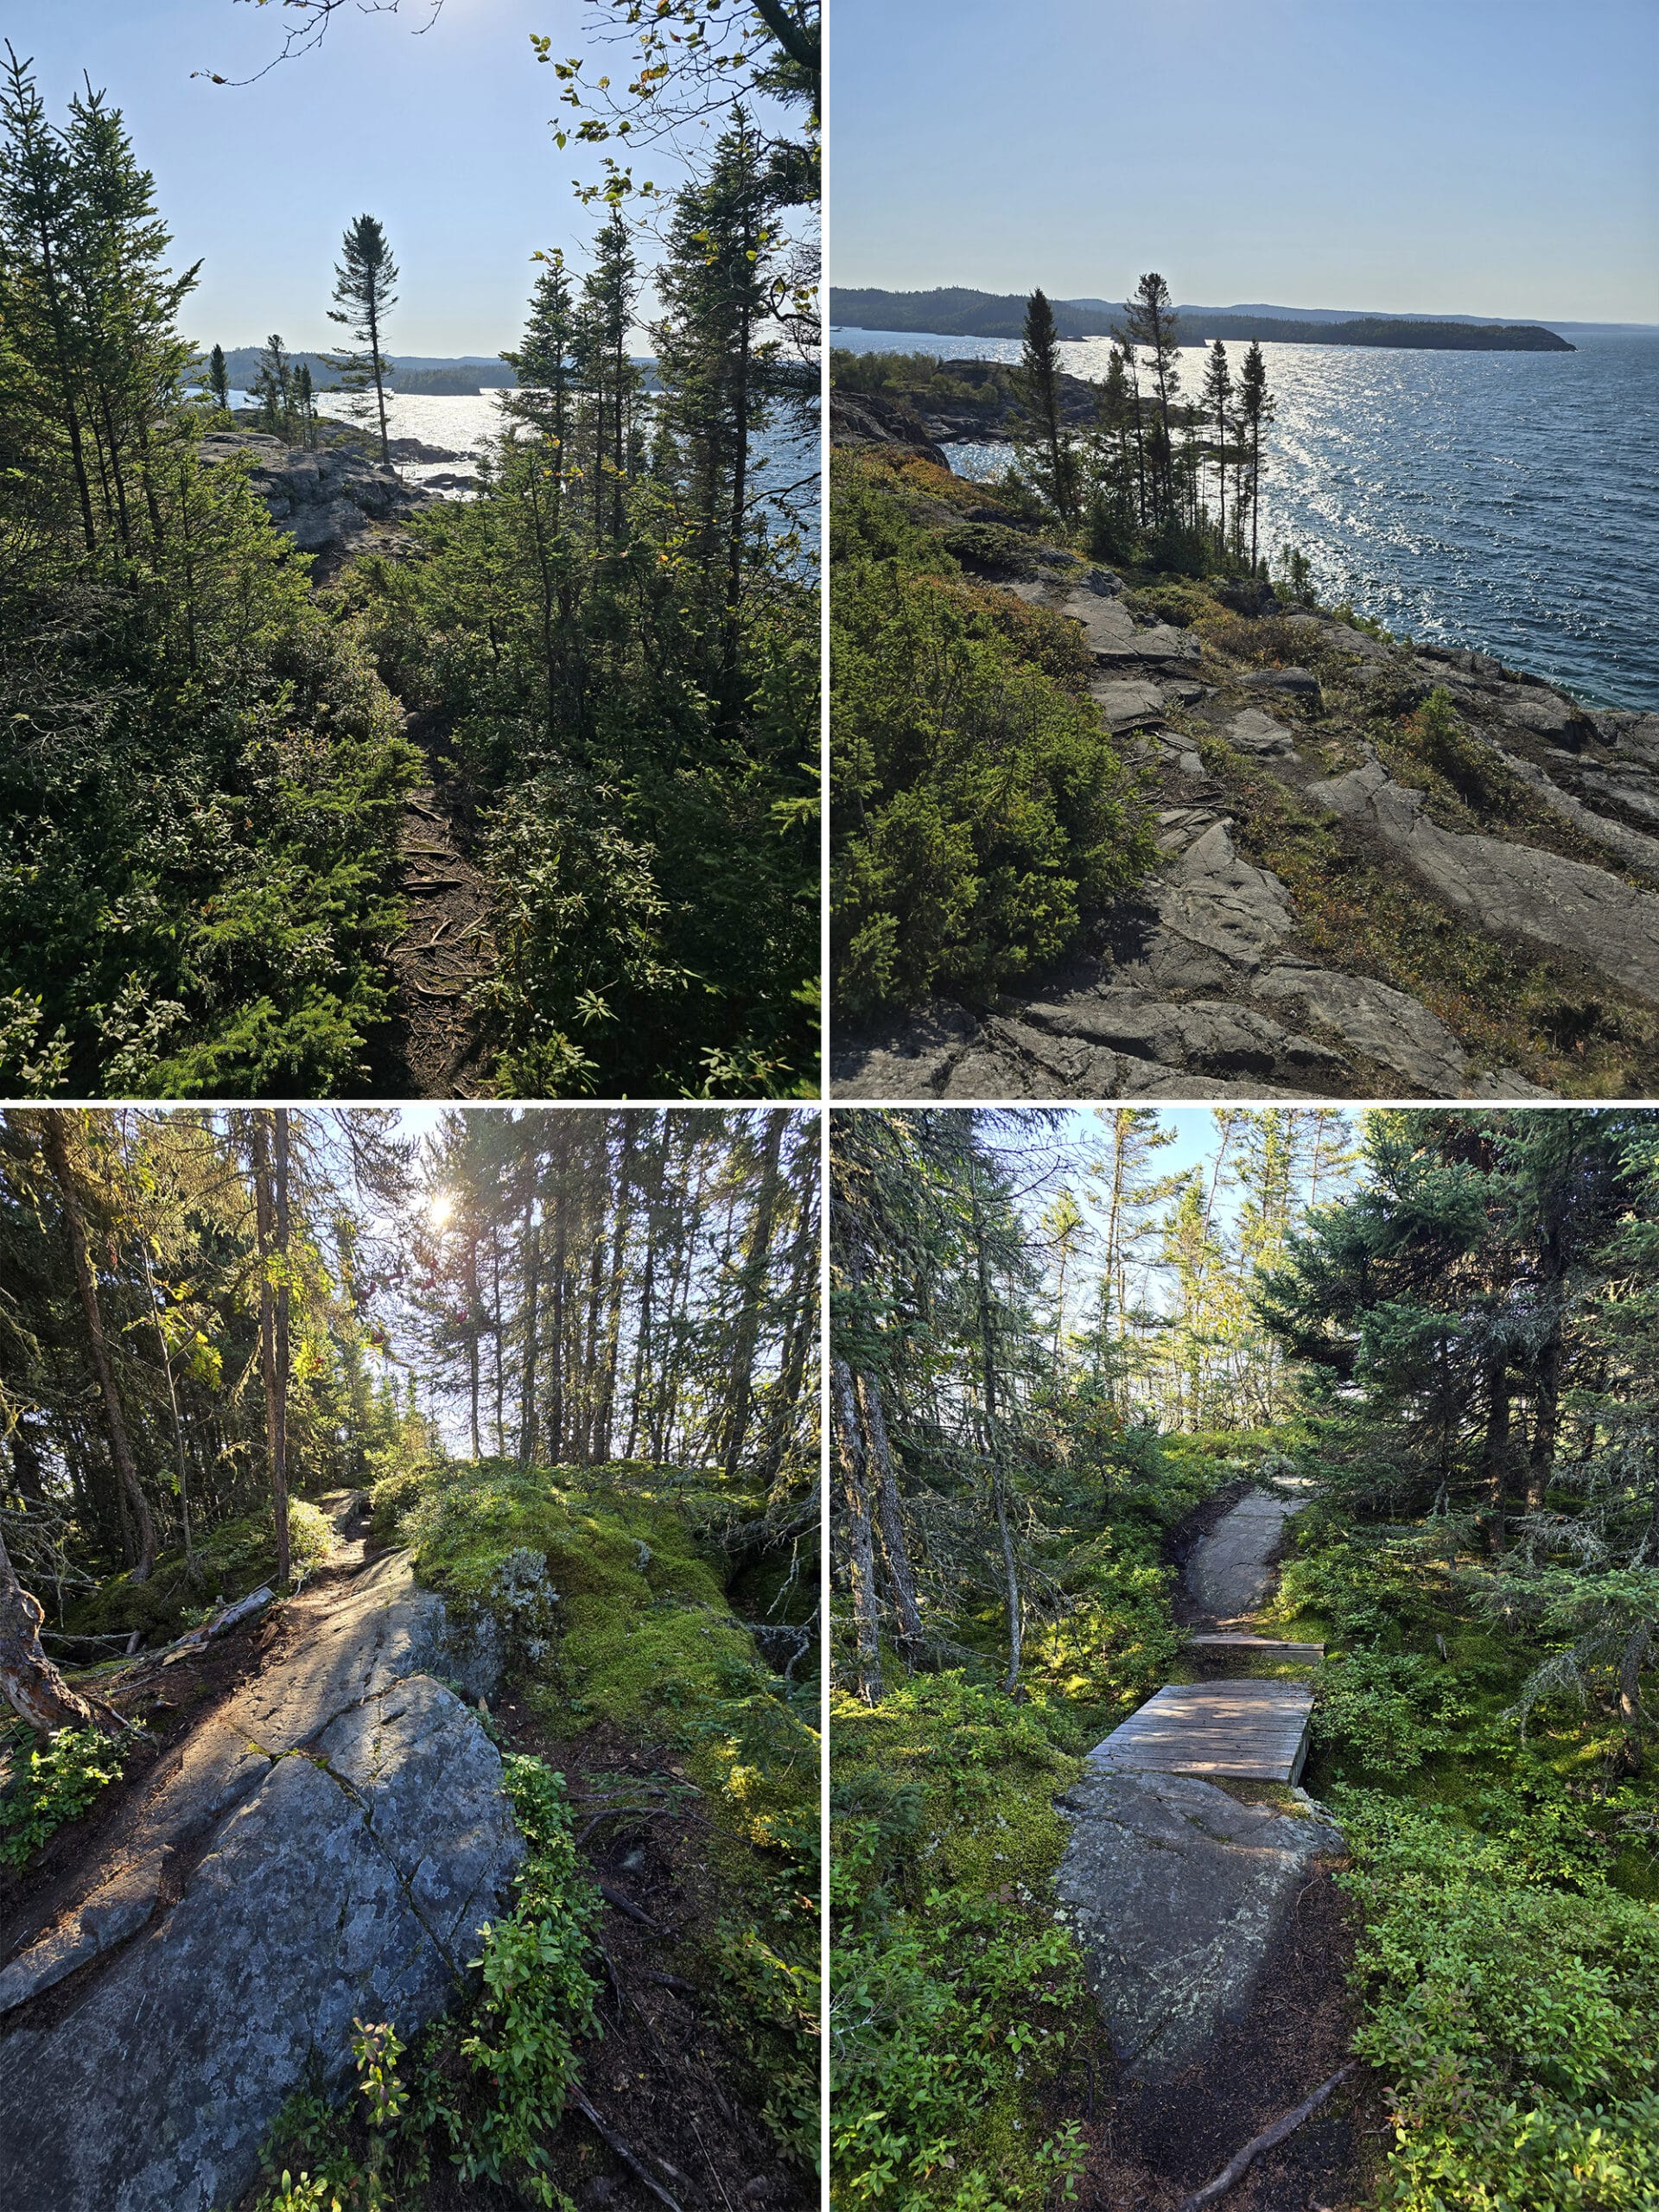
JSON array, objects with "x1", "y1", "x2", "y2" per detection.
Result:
[
  {"x1": 569, "y1": 2086, "x2": 685, "y2": 2212},
  {"x1": 1177, "y1": 2064, "x2": 1355, "y2": 2212}
]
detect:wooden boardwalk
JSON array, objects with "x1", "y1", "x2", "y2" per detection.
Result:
[
  {"x1": 1088, "y1": 1678, "x2": 1315, "y2": 1784},
  {"x1": 1188, "y1": 1632, "x2": 1325, "y2": 1661}
]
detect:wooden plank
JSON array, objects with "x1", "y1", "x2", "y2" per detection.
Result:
[
  {"x1": 1188, "y1": 1633, "x2": 1325, "y2": 1658},
  {"x1": 1089, "y1": 1681, "x2": 1315, "y2": 1784}
]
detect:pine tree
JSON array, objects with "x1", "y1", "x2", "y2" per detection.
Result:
[
  {"x1": 1236, "y1": 339, "x2": 1276, "y2": 573},
  {"x1": 251, "y1": 332, "x2": 293, "y2": 439},
  {"x1": 1199, "y1": 337, "x2": 1232, "y2": 548},
  {"x1": 296, "y1": 359, "x2": 315, "y2": 447},
  {"x1": 1116, "y1": 272, "x2": 1181, "y2": 523},
  {"x1": 207, "y1": 340, "x2": 230, "y2": 415},
  {"x1": 1011, "y1": 286, "x2": 1077, "y2": 525},
  {"x1": 326, "y1": 211, "x2": 397, "y2": 467}
]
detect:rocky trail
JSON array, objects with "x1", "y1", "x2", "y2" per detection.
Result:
[
  {"x1": 0, "y1": 1495, "x2": 809, "y2": 2212},
  {"x1": 832, "y1": 445, "x2": 1659, "y2": 1102},
  {"x1": 0, "y1": 1493, "x2": 512, "y2": 2212},
  {"x1": 381, "y1": 711, "x2": 493, "y2": 1098},
  {"x1": 1052, "y1": 1481, "x2": 1376, "y2": 2211}
]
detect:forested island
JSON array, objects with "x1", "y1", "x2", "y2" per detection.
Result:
[
  {"x1": 0, "y1": 1103, "x2": 820, "y2": 2212},
  {"x1": 0, "y1": 3, "x2": 820, "y2": 1100},
  {"x1": 830, "y1": 1104, "x2": 1659, "y2": 2212},
  {"x1": 830, "y1": 286, "x2": 1575, "y2": 349},
  {"x1": 831, "y1": 280, "x2": 1659, "y2": 1102}
]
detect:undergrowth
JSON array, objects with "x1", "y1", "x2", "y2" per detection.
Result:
[
  {"x1": 380, "y1": 1458, "x2": 820, "y2": 2167},
  {"x1": 0, "y1": 1724, "x2": 132, "y2": 1869},
  {"x1": 254, "y1": 1751, "x2": 601, "y2": 2210},
  {"x1": 62, "y1": 1498, "x2": 334, "y2": 1645},
  {"x1": 1267, "y1": 1507, "x2": 1659, "y2": 2208}
]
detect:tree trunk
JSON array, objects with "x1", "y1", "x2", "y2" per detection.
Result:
[
  {"x1": 518, "y1": 1181, "x2": 541, "y2": 1466},
  {"x1": 1525, "y1": 1328, "x2": 1560, "y2": 1515},
  {"x1": 594, "y1": 1119, "x2": 638, "y2": 1464},
  {"x1": 723, "y1": 1112, "x2": 785, "y2": 1478},
  {"x1": 42, "y1": 1115, "x2": 156, "y2": 1580},
  {"x1": 831, "y1": 1356, "x2": 882, "y2": 1705},
  {"x1": 0, "y1": 1522, "x2": 105, "y2": 1735},
  {"x1": 969, "y1": 1155, "x2": 1022, "y2": 1691},
  {"x1": 1484, "y1": 1351, "x2": 1511, "y2": 1554},
  {"x1": 859, "y1": 1368, "x2": 925, "y2": 1663}
]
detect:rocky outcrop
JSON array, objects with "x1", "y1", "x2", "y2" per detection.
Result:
[
  {"x1": 1005, "y1": 575, "x2": 1201, "y2": 672},
  {"x1": 833, "y1": 816, "x2": 1550, "y2": 1100},
  {"x1": 197, "y1": 430, "x2": 437, "y2": 573},
  {"x1": 1055, "y1": 1770, "x2": 1343, "y2": 2082},
  {"x1": 827, "y1": 387, "x2": 949, "y2": 467},
  {"x1": 0, "y1": 1554, "x2": 518, "y2": 2212},
  {"x1": 1309, "y1": 756, "x2": 1659, "y2": 1007}
]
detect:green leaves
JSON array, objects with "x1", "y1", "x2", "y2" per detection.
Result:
[{"x1": 0, "y1": 1724, "x2": 131, "y2": 1869}]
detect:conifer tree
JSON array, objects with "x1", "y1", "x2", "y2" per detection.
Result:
[
  {"x1": 326, "y1": 210, "x2": 397, "y2": 466},
  {"x1": 1199, "y1": 337, "x2": 1232, "y2": 546},
  {"x1": 1011, "y1": 286, "x2": 1077, "y2": 525},
  {"x1": 207, "y1": 340, "x2": 230, "y2": 414},
  {"x1": 251, "y1": 331, "x2": 293, "y2": 438},
  {"x1": 1116, "y1": 271, "x2": 1181, "y2": 522},
  {"x1": 1236, "y1": 338, "x2": 1276, "y2": 572},
  {"x1": 296, "y1": 359, "x2": 315, "y2": 446}
]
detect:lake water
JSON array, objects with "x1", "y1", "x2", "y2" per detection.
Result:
[
  {"x1": 830, "y1": 326, "x2": 1659, "y2": 711},
  {"x1": 231, "y1": 387, "x2": 819, "y2": 553}
]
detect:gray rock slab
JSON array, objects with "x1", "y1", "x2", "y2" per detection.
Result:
[
  {"x1": 0, "y1": 1554, "x2": 502, "y2": 2018},
  {"x1": 0, "y1": 1672, "x2": 521, "y2": 2212},
  {"x1": 830, "y1": 1000, "x2": 977, "y2": 1099},
  {"x1": 1091, "y1": 677, "x2": 1166, "y2": 732},
  {"x1": 1223, "y1": 706, "x2": 1300, "y2": 758},
  {"x1": 1308, "y1": 758, "x2": 1659, "y2": 1008},
  {"x1": 1056, "y1": 1769, "x2": 1342, "y2": 2081},
  {"x1": 1253, "y1": 963, "x2": 1478, "y2": 1094},
  {"x1": 1135, "y1": 820, "x2": 1297, "y2": 987},
  {"x1": 1239, "y1": 665, "x2": 1323, "y2": 710},
  {"x1": 1490, "y1": 747, "x2": 1659, "y2": 885},
  {"x1": 1188, "y1": 1487, "x2": 1311, "y2": 1618},
  {"x1": 1018, "y1": 988, "x2": 1342, "y2": 1084}
]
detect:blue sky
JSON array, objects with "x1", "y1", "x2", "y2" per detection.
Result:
[
  {"x1": 830, "y1": 0, "x2": 1659, "y2": 325},
  {"x1": 7, "y1": 0, "x2": 712, "y2": 353}
]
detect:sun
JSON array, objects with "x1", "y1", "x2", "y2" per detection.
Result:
[{"x1": 429, "y1": 1190, "x2": 455, "y2": 1230}]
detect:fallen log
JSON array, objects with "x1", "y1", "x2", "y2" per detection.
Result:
[
  {"x1": 159, "y1": 1586, "x2": 273, "y2": 1666},
  {"x1": 1177, "y1": 2063, "x2": 1355, "y2": 2212}
]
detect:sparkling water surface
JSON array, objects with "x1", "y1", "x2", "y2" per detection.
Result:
[{"x1": 831, "y1": 326, "x2": 1659, "y2": 711}]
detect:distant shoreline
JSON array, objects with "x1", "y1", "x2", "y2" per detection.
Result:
[{"x1": 831, "y1": 290, "x2": 1575, "y2": 351}]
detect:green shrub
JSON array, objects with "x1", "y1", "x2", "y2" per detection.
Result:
[
  {"x1": 0, "y1": 1724, "x2": 131, "y2": 1868},
  {"x1": 831, "y1": 460, "x2": 1155, "y2": 1019},
  {"x1": 1336, "y1": 1789, "x2": 1659, "y2": 2210},
  {"x1": 1313, "y1": 1649, "x2": 1475, "y2": 1771},
  {"x1": 831, "y1": 1676, "x2": 1090, "y2": 2212}
]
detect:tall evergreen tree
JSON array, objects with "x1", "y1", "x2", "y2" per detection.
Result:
[
  {"x1": 1236, "y1": 338, "x2": 1275, "y2": 572},
  {"x1": 1011, "y1": 286, "x2": 1077, "y2": 525},
  {"x1": 207, "y1": 340, "x2": 230, "y2": 414},
  {"x1": 1199, "y1": 337, "x2": 1233, "y2": 545},
  {"x1": 1116, "y1": 271, "x2": 1181, "y2": 522},
  {"x1": 326, "y1": 210, "x2": 397, "y2": 466}
]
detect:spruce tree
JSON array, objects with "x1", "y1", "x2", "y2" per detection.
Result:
[
  {"x1": 326, "y1": 211, "x2": 397, "y2": 467},
  {"x1": 296, "y1": 359, "x2": 315, "y2": 446},
  {"x1": 1236, "y1": 339, "x2": 1276, "y2": 573},
  {"x1": 207, "y1": 340, "x2": 230, "y2": 414},
  {"x1": 1116, "y1": 271, "x2": 1181, "y2": 522},
  {"x1": 1011, "y1": 286, "x2": 1077, "y2": 525},
  {"x1": 1199, "y1": 337, "x2": 1232, "y2": 548}
]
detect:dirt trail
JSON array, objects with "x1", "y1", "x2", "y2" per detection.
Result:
[{"x1": 382, "y1": 710, "x2": 493, "y2": 1096}]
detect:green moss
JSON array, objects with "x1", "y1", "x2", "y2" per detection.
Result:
[
  {"x1": 380, "y1": 1457, "x2": 819, "y2": 2165},
  {"x1": 61, "y1": 1499, "x2": 332, "y2": 1645}
]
